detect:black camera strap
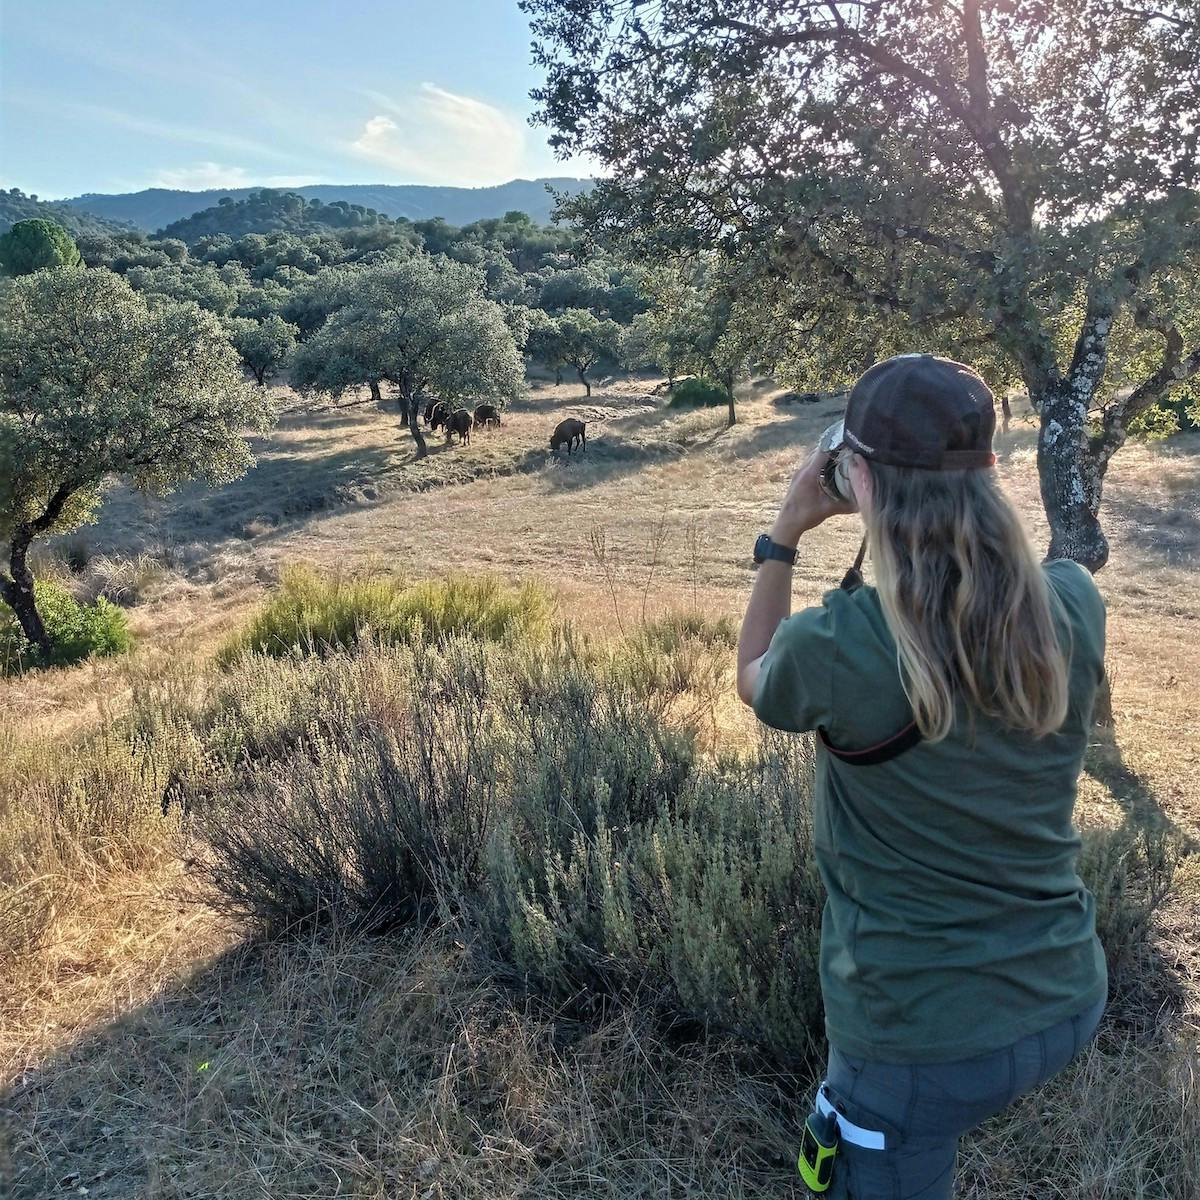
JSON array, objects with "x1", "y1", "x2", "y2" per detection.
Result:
[
  {"x1": 838, "y1": 535, "x2": 869, "y2": 593},
  {"x1": 818, "y1": 535, "x2": 924, "y2": 766}
]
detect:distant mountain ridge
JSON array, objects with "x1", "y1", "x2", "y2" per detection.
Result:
[{"x1": 62, "y1": 178, "x2": 593, "y2": 233}]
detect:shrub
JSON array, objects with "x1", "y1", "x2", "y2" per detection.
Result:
[
  {"x1": 1078, "y1": 820, "x2": 1181, "y2": 1004},
  {"x1": 481, "y1": 731, "x2": 825, "y2": 1062},
  {"x1": 637, "y1": 611, "x2": 738, "y2": 653},
  {"x1": 668, "y1": 376, "x2": 731, "y2": 408},
  {"x1": 0, "y1": 579, "x2": 132, "y2": 672},
  {"x1": 196, "y1": 639, "x2": 511, "y2": 933},
  {"x1": 217, "y1": 566, "x2": 552, "y2": 664},
  {"x1": 196, "y1": 634, "x2": 694, "y2": 934},
  {"x1": 197, "y1": 628, "x2": 822, "y2": 1061}
]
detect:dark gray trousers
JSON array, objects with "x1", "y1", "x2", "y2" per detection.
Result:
[{"x1": 819, "y1": 996, "x2": 1106, "y2": 1199}]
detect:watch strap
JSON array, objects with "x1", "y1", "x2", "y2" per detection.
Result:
[{"x1": 756, "y1": 535, "x2": 797, "y2": 565}]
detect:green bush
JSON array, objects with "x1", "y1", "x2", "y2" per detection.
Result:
[
  {"x1": 667, "y1": 376, "x2": 731, "y2": 408},
  {"x1": 638, "y1": 611, "x2": 737, "y2": 653},
  {"x1": 481, "y1": 730, "x2": 824, "y2": 1061},
  {"x1": 217, "y1": 566, "x2": 552, "y2": 664},
  {"x1": 0, "y1": 579, "x2": 132, "y2": 672}
]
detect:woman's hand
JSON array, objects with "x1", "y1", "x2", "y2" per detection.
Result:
[{"x1": 770, "y1": 448, "x2": 856, "y2": 547}]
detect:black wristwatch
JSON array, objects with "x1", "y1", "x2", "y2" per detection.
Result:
[{"x1": 753, "y1": 533, "x2": 797, "y2": 566}]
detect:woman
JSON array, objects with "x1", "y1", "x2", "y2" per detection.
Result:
[{"x1": 737, "y1": 354, "x2": 1107, "y2": 1199}]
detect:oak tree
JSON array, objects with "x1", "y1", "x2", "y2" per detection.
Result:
[
  {"x1": 523, "y1": 0, "x2": 1200, "y2": 568},
  {"x1": 0, "y1": 268, "x2": 276, "y2": 656}
]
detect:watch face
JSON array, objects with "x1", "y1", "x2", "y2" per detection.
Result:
[{"x1": 753, "y1": 533, "x2": 771, "y2": 564}]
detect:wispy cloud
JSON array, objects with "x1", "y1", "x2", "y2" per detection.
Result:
[
  {"x1": 147, "y1": 162, "x2": 319, "y2": 191},
  {"x1": 7, "y1": 91, "x2": 300, "y2": 164},
  {"x1": 350, "y1": 84, "x2": 525, "y2": 187}
]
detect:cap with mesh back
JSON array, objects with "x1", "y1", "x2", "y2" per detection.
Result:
[{"x1": 842, "y1": 353, "x2": 996, "y2": 470}]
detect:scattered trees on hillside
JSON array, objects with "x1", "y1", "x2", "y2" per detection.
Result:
[
  {"x1": 0, "y1": 268, "x2": 276, "y2": 658},
  {"x1": 0, "y1": 188, "x2": 129, "y2": 239},
  {"x1": 0, "y1": 219, "x2": 81, "y2": 275},
  {"x1": 160, "y1": 189, "x2": 405, "y2": 242},
  {"x1": 524, "y1": 0, "x2": 1200, "y2": 569},
  {"x1": 290, "y1": 256, "x2": 524, "y2": 457}
]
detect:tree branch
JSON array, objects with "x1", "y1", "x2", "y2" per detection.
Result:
[
  {"x1": 1092, "y1": 309, "x2": 1197, "y2": 467},
  {"x1": 862, "y1": 219, "x2": 998, "y2": 268},
  {"x1": 1111, "y1": 3, "x2": 1192, "y2": 30},
  {"x1": 708, "y1": 13, "x2": 1034, "y2": 231}
]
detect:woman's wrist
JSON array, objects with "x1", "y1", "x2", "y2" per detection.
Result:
[{"x1": 769, "y1": 514, "x2": 810, "y2": 549}]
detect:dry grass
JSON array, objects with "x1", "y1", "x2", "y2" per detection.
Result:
[
  {"x1": 2, "y1": 374, "x2": 1199, "y2": 1199},
  {"x1": 6, "y1": 916, "x2": 1196, "y2": 1199}
]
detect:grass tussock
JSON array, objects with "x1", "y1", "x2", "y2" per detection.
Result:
[
  {"x1": 74, "y1": 552, "x2": 173, "y2": 607},
  {"x1": 216, "y1": 565, "x2": 553, "y2": 664},
  {"x1": 0, "y1": 722, "x2": 181, "y2": 973}
]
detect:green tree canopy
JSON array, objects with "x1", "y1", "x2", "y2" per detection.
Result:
[
  {"x1": 0, "y1": 268, "x2": 277, "y2": 655},
  {"x1": 0, "y1": 219, "x2": 82, "y2": 275},
  {"x1": 290, "y1": 255, "x2": 525, "y2": 456},
  {"x1": 227, "y1": 314, "x2": 300, "y2": 385},
  {"x1": 555, "y1": 308, "x2": 622, "y2": 396},
  {"x1": 523, "y1": 0, "x2": 1200, "y2": 569}
]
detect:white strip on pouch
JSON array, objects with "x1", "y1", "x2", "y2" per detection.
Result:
[{"x1": 816, "y1": 1084, "x2": 887, "y2": 1150}]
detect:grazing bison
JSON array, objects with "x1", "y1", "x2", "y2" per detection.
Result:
[
  {"x1": 445, "y1": 408, "x2": 472, "y2": 446},
  {"x1": 550, "y1": 418, "x2": 587, "y2": 455},
  {"x1": 473, "y1": 403, "x2": 501, "y2": 429},
  {"x1": 427, "y1": 401, "x2": 450, "y2": 432}
]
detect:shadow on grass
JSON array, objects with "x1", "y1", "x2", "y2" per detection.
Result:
[
  {"x1": 0, "y1": 924, "x2": 810, "y2": 1200},
  {"x1": 1082, "y1": 723, "x2": 1197, "y2": 1046},
  {"x1": 1084, "y1": 730, "x2": 1178, "y2": 835},
  {"x1": 1102, "y1": 494, "x2": 1200, "y2": 568}
]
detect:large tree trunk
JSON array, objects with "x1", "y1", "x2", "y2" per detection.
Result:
[
  {"x1": 1, "y1": 536, "x2": 51, "y2": 658},
  {"x1": 1035, "y1": 378, "x2": 1108, "y2": 572},
  {"x1": 723, "y1": 368, "x2": 736, "y2": 427},
  {"x1": 578, "y1": 365, "x2": 591, "y2": 396},
  {"x1": 369, "y1": 379, "x2": 383, "y2": 403}
]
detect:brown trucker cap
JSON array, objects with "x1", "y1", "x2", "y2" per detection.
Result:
[{"x1": 842, "y1": 353, "x2": 996, "y2": 471}]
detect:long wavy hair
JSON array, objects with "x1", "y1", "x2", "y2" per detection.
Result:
[{"x1": 862, "y1": 462, "x2": 1070, "y2": 741}]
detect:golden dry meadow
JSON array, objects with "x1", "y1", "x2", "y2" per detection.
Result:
[{"x1": 3, "y1": 376, "x2": 1198, "y2": 1199}]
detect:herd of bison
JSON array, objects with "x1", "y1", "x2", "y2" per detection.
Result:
[{"x1": 420, "y1": 398, "x2": 586, "y2": 456}]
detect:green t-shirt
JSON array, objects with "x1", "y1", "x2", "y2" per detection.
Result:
[{"x1": 753, "y1": 558, "x2": 1108, "y2": 1063}]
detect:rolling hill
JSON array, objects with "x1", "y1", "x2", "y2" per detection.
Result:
[
  {"x1": 0, "y1": 188, "x2": 136, "y2": 237},
  {"x1": 60, "y1": 178, "x2": 593, "y2": 233}
]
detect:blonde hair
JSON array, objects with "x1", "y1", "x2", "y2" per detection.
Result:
[{"x1": 862, "y1": 461, "x2": 1069, "y2": 741}]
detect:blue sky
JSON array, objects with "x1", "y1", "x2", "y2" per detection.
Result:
[{"x1": 1, "y1": 0, "x2": 597, "y2": 199}]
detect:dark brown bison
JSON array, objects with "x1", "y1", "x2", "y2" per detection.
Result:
[
  {"x1": 550, "y1": 418, "x2": 586, "y2": 455},
  {"x1": 473, "y1": 403, "x2": 501, "y2": 429},
  {"x1": 427, "y1": 401, "x2": 450, "y2": 432},
  {"x1": 445, "y1": 408, "x2": 472, "y2": 445}
]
